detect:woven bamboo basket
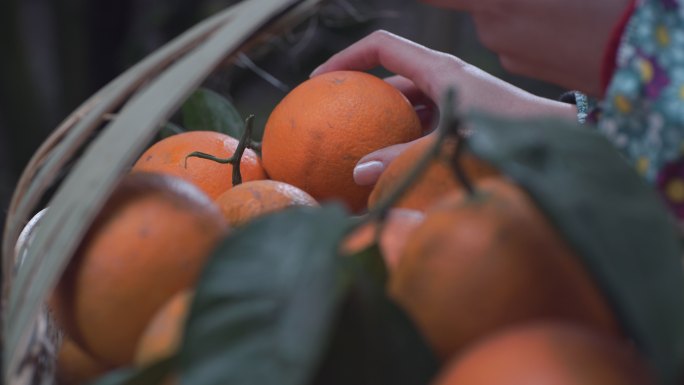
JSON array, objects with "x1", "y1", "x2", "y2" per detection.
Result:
[{"x1": 1, "y1": 1, "x2": 323, "y2": 383}]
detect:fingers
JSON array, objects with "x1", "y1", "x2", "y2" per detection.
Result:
[
  {"x1": 310, "y1": 30, "x2": 456, "y2": 101},
  {"x1": 311, "y1": 30, "x2": 421, "y2": 76},
  {"x1": 353, "y1": 135, "x2": 435, "y2": 186},
  {"x1": 384, "y1": 75, "x2": 437, "y2": 132},
  {"x1": 384, "y1": 75, "x2": 432, "y2": 106},
  {"x1": 353, "y1": 141, "x2": 414, "y2": 186}
]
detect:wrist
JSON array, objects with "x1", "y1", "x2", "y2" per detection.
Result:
[{"x1": 526, "y1": 95, "x2": 579, "y2": 122}]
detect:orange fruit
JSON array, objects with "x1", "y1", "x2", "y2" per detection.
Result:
[
  {"x1": 215, "y1": 179, "x2": 318, "y2": 227},
  {"x1": 55, "y1": 336, "x2": 109, "y2": 385},
  {"x1": 135, "y1": 289, "x2": 193, "y2": 366},
  {"x1": 368, "y1": 134, "x2": 498, "y2": 211},
  {"x1": 132, "y1": 131, "x2": 267, "y2": 200},
  {"x1": 340, "y1": 208, "x2": 425, "y2": 272},
  {"x1": 390, "y1": 177, "x2": 620, "y2": 360},
  {"x1": 261, "y1": 70, "x2": 422, "y2": 212},
  {"x1": 51, "y1": 172, "x2": 228, "y2": 366},
  {"x1": 432, "y1": 322, "x2": 655, "y2": 385}
]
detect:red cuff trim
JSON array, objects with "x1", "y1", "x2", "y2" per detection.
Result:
[{"x1": 600, "y1": 0, "x2": 638, "y2": 95}]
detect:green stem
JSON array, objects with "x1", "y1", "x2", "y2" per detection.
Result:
[
  {"x1": 431, "y1": 90, "x2": 475, "y2": 196},
  {"x1": 184, "y1": 114, "x2": 255, "y2": 186},
  {"x1": 248, "y1": 140, "x2": 262, "y2": 154},
  {"x1": 365, "y1": 88, "x2": 460, "y2": 226},
  {"x1": 230, "y1": 115, "x2": 255, "y2": 186},
  {"x1": 184, "y1": 151, "x2": 233, "y2": 165},
  {"x1": 450, "y1": 132, "x2": 475, "y2": 196},
  {"x1": 345, "y1": 88, "x2": 460, "y2": 282}
]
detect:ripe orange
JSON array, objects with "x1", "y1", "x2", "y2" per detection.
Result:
[
  {"x1": 432, "y1": 322, "x2": 655, "y2": 385},
  {"x1": 135, "y1": 289, "x2": 193, "y2": 366},
  {"x1": 132, "y1": 131, "x2": 267, "y2": 200},
  {"x1": 261, "y1": 70, "x2": 422, "y2": 212},
  {"x1": 215, "y1": 179, "x2": 318, "y2": 227},
  {"x1": 55, "y1": 336, "x2": 109, "y2": 385},
  {"x1": 368, "y1": 134, "x2": 498, "y2": 211},
  {"x1": 390, "y1": 177, "x2": 621, "y2": 360},
  {"x1": 340, "y1": 208, "x2": 425, "y2": 272},
  {"x1": 50, "y1": 172, "x2": 228, "y2": 367}
]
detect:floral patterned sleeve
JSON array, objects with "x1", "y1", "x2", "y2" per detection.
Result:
[{"x1": 594, "y1": 0, "x2": 684, "y2": 221}]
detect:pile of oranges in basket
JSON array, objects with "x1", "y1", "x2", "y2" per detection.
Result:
[{"x1": 48, "y1": 70, "x2": 658, "y2": 385}]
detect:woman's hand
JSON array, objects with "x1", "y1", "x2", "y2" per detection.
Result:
[
  {"x1": 420, "y1": 0, "x2": 632, "y2": 96},
  {"x1": 311, "y1": 30, "x2": 576, "y2": 186}
]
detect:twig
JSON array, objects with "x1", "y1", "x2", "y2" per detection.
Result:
[
  {"x1": 184, "y1": 114, "x2": 256, "y2": 186},
  {"x1": 365, "y1": 88, "x2": 460, "y2": 226}
]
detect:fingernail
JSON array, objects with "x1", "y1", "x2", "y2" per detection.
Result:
[
  {"x1": 415, "y1": 104, "x2": 429, "y2": 120},
  {"x1": 353, "y1": 161, "x2": 384, "y2": 186}
]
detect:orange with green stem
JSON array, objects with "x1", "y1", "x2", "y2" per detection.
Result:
[
  {"x1": 132, "y1": 115, "x2": 266, "y2": 199},
  {"x1": 387, "y1": 94, "x2": 621, "y2": 360}
]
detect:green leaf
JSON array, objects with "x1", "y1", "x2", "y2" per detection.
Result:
[
  {"x1": 87, "y1": 356, "x2": 175, "y2": 385},
  {"x1": 181, "y1": 88, "x2": 245, "y2": 138},
  {"x1": 350, "y1": 243, "x2": 388, "y2": 286},
  {"x1": 179, "y1": 204, "x2": 352, "y2": 385},
  {"x1": 311, "y1": 245, "x2": 439, "y2": 385},
  {"x1": 465, "y1": 113, "x2": 684, "y2": 385}
]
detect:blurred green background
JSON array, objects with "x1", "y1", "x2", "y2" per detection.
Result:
[{"x1": 0, "y1": 0, "x2": 565, "y2": 245}]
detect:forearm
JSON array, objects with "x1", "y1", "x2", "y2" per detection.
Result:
[{"x1": 447, "y1": 63, "x2": 578, "y2": 121}]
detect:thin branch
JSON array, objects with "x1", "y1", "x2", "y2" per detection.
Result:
[
  {"x1": 236, "y1": 53, "x2": 290, "y2": 92},
  {"x1": 183, "y1": 114, "x2": 255, "y2": 187},
  {"x1": 365, "y1": 88, "x2": 460, "y2": 225}
]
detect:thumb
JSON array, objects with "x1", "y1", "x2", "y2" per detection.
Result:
[{"x1": 353, "y1": 136, "x2": 431, "y2": 186}]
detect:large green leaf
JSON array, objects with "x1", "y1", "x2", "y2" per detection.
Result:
[
  {"x1": 179, "y1": 204, "x2": 352, "y2": 385},
  {"x1": 181, "y1": 88, "x2": 245, "y2": 138},
  {"x1": 465, "y1": 113, "x2": 684, "y2": 385},
  {"x1": 311, "y1": 245, "x2": 439, "y2": 385}
]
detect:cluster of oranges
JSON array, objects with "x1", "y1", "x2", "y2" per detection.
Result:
[{"x1": 50, "y1": 70, "x2": 656, "y2": 385}]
